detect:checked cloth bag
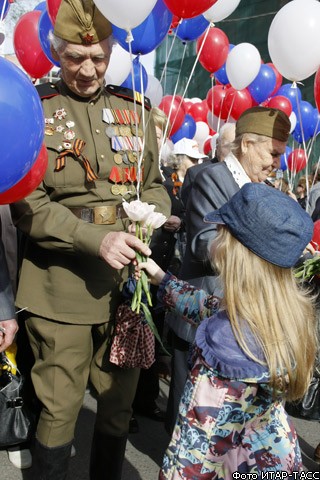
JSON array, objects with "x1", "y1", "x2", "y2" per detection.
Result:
[{"x1": 109, "y1": 302, "x2": 155, "y2": 369}]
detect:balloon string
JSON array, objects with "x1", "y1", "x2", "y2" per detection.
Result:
[
  {"x1": 171, "y1": 22, "x2": 212, "y2": 131},
  {"x1": 127, "y1": 34, "x2": 141, "y2": 200},
  {"x1": 0, "y1": 0, "x2": 7, "y2": 22},
  {"x1": 161, "y1": 42, "x2": 187, "y2": 144},
  {"x1": 161, "y1": 22, "x2": 212, "y2": 151},
  {"x1": 144, "y1": 33, "x2": 178, "y2": 159},
  {"x1": 293, "y1": 83, "x2": 309, "y2": 199},
  {"x1": 136, "y1": 57, "x2": 147, "y2": 201}
]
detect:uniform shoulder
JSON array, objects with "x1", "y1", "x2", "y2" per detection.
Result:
[
  {"x1": 36, "y1": 82, "x2": 60, "y2": 100},
  {"x1": 105, "y1": 84, "x2": 151, "y2": 110}
]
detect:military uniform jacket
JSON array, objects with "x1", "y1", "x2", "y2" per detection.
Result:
[{"x1": 11, "y1": 80, "x2": 170, "y2": 325}]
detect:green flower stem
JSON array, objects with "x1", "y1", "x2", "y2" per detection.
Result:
[{"x1": 294, "y1": 256, "x2": 320, "y2": 280}]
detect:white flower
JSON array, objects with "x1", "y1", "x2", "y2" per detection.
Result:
[
  {"x1": 144, "y1": 211, "x2": 167, "y2": 230},
  {"x1": 122, "y1": 200, "x2": 155, "y2": 223}
]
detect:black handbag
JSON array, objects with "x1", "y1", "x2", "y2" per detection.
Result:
[
  {"x1": 0, "y1": 354, "x2": 35, "y2": 447},
  {"x1": 298, "y1": 375, "x2": 320, "y2": 421},
  {"x1": 286, "y1": 368, "x2": 320, "y2": 421}
]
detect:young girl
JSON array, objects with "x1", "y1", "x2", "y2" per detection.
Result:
[{"x1": 137, "y1": 182, "x2": 318, "y2": 479}]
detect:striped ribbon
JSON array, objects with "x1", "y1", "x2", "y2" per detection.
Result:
[{"x1": 55, "y1": 138, "x2": 98, "y2": 182}]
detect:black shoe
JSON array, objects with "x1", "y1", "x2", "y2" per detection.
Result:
[
  {"x1": 129, "y1": 415, "x2": 139, "y2": 434},
  {"x1": 140, "y1": 406, "x2": 166, "y2": 422}
]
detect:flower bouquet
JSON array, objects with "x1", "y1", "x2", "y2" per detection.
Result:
[
  {"x1": 122, "y1": 199, "x2": 166, "y2": 328},
  {"x1": 109, "y1": 200, "x2": 168, "y2": 369},
  {"x1": 294, "y1": 254, "x2": 320, "y2": 282}
]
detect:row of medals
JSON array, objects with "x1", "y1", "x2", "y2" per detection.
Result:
[{"x1": 106, "y1": 123, "x2": 143, "y2": 197}]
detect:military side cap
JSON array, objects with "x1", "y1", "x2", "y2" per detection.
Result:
[
  {"x1": 54, "y1": 0, "x2": 112, "y2": 45},
  {"x1": 236, "y1": 106, "x2": 291, "y2": 142}
]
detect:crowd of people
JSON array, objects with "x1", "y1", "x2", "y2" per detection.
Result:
[{"x1": 0, "y1": 0, "x2": 319, "y2": 479}]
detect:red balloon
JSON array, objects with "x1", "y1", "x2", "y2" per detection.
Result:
[
  {"x1": 287, "y1": 149, "x2": 307, "y2": 173},
  {"x1": 163, "y1": 0, "x2": 217, "y2": 19},
  {"x1": 206, "y1": 85, "x2": 228, "y2": 119},
  {"x1": 197, "y1": 27, "x2": 229, "y2": 73},
  {"x1": 0, "y1": 144, "x2": 48, "y2": 204},
  {"x1": 266, "y1": 95, "x2": 292, "y2": 118},
  {"x1": 203, "y1": 137, "x2": 212, "y2": 156},
  {"x1": 159, "y1": 95, "x2": 186, "y2": 136},
  {"x1": 188, "y1": 100, "x2": 208, "y2": 122},
  {"x1": 46, "y1": 0, "x2": 62, "y2": 25},
  {"x1": 184, "y1": 101, "x2": 193, "y2": 113},
  {"x1": 13, "y1": 11, "x2": 53, "y2": 79},
  {"x1": 267, "y1": 63, "x2": 282, "y2": 96},
  {"x1": 312, "y1": 220, "x2": 320, "y2": 249},
  {"x1": 223, "y1": 88, "x2": 253, "y2": 120},
  {"x1": 314, "y1": 66, "x2": 320, "y2": 112}
]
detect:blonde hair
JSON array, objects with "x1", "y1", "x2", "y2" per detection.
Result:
[
  {"x1": 151, "y1": 106, "x2": 170, "y2": 140},
  {"x1": 211, "y1": 226, "x2": 317, "y2": 401}
]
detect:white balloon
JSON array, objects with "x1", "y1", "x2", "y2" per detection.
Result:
[
  {"x1": 210, "y1": 132, "x2": 219, "y2": 154},
  {"x1": 194, "y1": 121, "x2": 210, "y2": 146},
  {"x1": 289, "y1": 111, "x2": 297, "y2": 134},
  {"x1": 204, "y1": 0, "x2": 241, "y2": 23},
  {"x1": 105, "y1": 44, "x2": 132, "y2": 86},
  {"x1": 145, "y1": 75, "x2": 163, "y2": 106},
  {"x1": 207, "y1": 111, "x2": 225, "y2": 132},
  {"x1": 226, "y1": 43, "x2": 261, "y2": 90},
  {"x1": 190, "y1": 97, "x2": 202, "y2": 103},
  {"x1": 93, "y1": 0, "x2": 157, "y2": 31},
  {"x1": 268, "y1": 0, "x2": 320, "y2": 82}
]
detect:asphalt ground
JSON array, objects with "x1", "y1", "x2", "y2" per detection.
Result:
[{"x1": 0, "y1": 377, "x2": 319, "y2": 479}]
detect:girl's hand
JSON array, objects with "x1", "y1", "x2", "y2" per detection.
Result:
[{"x1": 134, "y1": 258, "x2": 166, "y2": 286}]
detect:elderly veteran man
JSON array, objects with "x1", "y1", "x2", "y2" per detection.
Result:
[
  {"x1": 10, "y1": 1, "x2": 170, "y2": 479},
  {"x1": 164, "y1": 106, "x2": 292, "y2": 435}
]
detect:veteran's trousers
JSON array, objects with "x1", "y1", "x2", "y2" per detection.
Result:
[{"x1": 25, "y1": 314, "x2": 140, "y2": 448}]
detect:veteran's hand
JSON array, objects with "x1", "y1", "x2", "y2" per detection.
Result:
[
  {"x1": 0, "y1": 319, "x2": 18, "y2": 353},
  {"x1": 100, "y1": 231, "x2": 151, "y2": 269}
]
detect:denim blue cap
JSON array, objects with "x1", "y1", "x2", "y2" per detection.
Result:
[{"x1": 204, "y1": 183, "x2": 314, "y2": 268}]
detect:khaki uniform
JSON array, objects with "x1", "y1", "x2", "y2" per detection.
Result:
[{"x1": 11, "y1": 80, "x2": 171, "y2": 446}]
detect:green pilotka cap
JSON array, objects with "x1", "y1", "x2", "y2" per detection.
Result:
[
  {"x1": 53, "y1": 0, "x2": 112, "y2": 45},
  {"x1": 236, "y1": 106, "x2": 291, "y2": 142}
]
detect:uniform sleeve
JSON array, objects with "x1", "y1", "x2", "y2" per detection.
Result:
[
  {"x1": 10, "y1": 184, "x2": 109, "y2": 257},
  {"x1": 157, "y1": 272, "x2": 220, "y2": 326},
  {"x1": 0, "y1": 241, "x2": 16, "y2": 320}
]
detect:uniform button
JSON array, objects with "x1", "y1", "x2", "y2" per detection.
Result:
[
  {"x1": 95, "y1": 129, "x2": 100, "y2": 134},
  {"x1": 164, "y1": 241, "x2": 168, "y2": 246},
  {"x1": 90, "y1": 102, "x2": 94, "y2": 106},
  {"x1": 100, "y1": 154, "x2": 105, "y2": 159}
]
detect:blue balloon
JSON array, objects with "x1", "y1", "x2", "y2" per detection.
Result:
[
  {"x1": 0, "y1": 57, "x2": 44, "y2": 193},
  {"x1": 121, "y1": 57, "x2": 148, "y2": 94},
  {"x1": 33, "y1": 1, "x2": 47, "y2": 12},
  {"x1": 174, "y1": 15, "x2": 209, "y2": 42},
  {"x1": 38, "y1": 10, "x2": 60, "y2": 67},
  {"x1": 214, "y1": 44, "x2": 234, "y2": 85},
  {"x1": 310, "y1": 108, "x2": 320, "y2": 137},
  {"x1": 112, "y1": 0, "x2": 172, "y2": 55},
  {"x1": 292, "y1": 100, "x2": 315, "y2": 142},
  {"x1": 276, "y1": 83, "x2": 302, "y2": 112},
  {"x1": 247, "y1": 64, "x2": 276, "y2": 104},
  {"x1": 280, "y1": 145, "x2": 291, "y2": 171},
  {"x1": 0, "y1": 0, "x2": 10, "y2": 19},
  {"x1": 171, "y1": 114, "x2": 196, "y2": 143}
]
